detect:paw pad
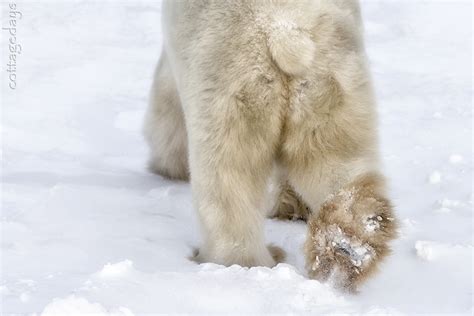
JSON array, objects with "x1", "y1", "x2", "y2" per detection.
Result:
[{"x1": 327, "y1": 225, "x2": 375, "y2": 268}]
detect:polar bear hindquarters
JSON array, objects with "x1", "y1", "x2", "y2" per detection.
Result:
[{"x1": 149, "y1": 1, "x2": 398, "y2": 283}]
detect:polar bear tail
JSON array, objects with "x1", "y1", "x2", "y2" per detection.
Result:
[{"x1": 266, "y1": 21, "x2": 316, "y2": 76}]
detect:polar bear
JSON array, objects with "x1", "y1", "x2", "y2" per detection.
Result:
[{"x1": 144, "y1": 0, "x2": 397, "y2": 291}]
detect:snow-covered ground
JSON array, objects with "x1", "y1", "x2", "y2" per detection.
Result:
[{"x1": 1, "y1": 0, "x2": 472, "y2": 315}]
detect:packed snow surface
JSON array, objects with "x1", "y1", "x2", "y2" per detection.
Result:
[{"x1": 1, "y1": 0, "x2": 472, "y2": 315}]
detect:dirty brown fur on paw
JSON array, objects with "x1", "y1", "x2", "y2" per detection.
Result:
[
  {"x1": 268, "y1": 244, "x2": 286, "y2": 263},
  {"x1": 272, "y1": 182, "x2": 311, "y2": 221},
  {"x1": 304, "y1": 173, "x2": 398, "y2": 292}
]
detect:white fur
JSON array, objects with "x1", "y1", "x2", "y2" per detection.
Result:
[{"x1": 144, "y1": 0, "x2": 383, "y2": 267}]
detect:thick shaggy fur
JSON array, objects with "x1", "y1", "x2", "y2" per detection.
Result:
[
  {"x1": 305, "y1": 173, "x2": 398, "y2": 291},
  {"x1": 144, "y1": 54, "x2": 189, "y2": 181},
  {"x1": 144, "y1": 0, "x2": 397, "y2": 290}
]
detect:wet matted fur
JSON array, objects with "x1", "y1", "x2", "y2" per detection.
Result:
[{"x1": 305, "y1": 173, "x2": 398, "y2": 292}]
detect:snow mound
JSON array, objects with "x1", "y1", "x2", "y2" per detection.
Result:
[
  {"x1": 428, "y1": 171, "x2": 442, "y2": 184},
  {"x1": 41, "y1": 295, "x2": 134, "y2": 316},
  {"x1": 76, "y1": 263, "x2": 361, "y2": 314},
  {"x1": 97, "y1": 260, "x2": 135, "y2": 279},
  {"x1": 434, "y1": 199, "x2": 464, "y2": 214},
  {"x1": 415, "y1": 241, "x2": 472, "y2": 261}
]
